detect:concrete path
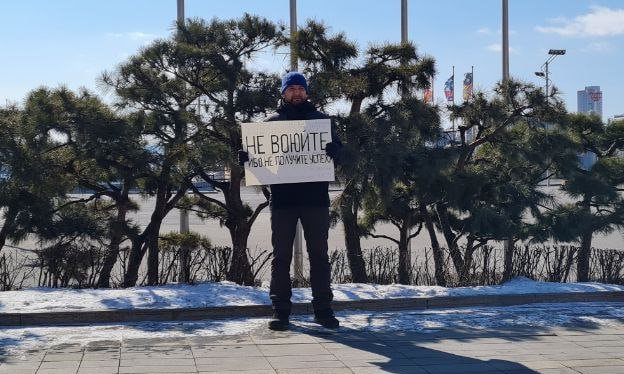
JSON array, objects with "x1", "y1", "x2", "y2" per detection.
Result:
[{"x1": 3, "y1": 320, "x2": 624, "y2": 374}]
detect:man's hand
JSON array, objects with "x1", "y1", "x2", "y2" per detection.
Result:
[
  {"x1": 238, "y1": 150, "x2": 249, "y2": 166},
  {"x1": 324, "y1": 142, "x2": 340, "y2": 160}
]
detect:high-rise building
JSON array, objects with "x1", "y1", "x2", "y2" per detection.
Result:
[
  {"x1": 577, "y1": 86, "x2": 603, "y2": 170},
  {"x1": 577, "y1": 86, "x2": 603, "y2": 118}
]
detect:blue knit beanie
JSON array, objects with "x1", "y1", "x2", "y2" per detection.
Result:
[{"x1": 281, "y1": 71, "x2": 308, "y2": 93}]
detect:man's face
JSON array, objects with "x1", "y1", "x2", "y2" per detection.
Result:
[{"x1": 282, "y1": 85, "x2": 308, "y2": 105}]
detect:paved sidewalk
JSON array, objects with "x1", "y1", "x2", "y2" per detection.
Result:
[{"x1": 3, "y1": 321, "x2": 624, "y2": 374}]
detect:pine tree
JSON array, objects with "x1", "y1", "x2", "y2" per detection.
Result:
[
  {"x1": 544, "y1": 115, "x2": 624, "y2": 282},
  {"x1": 294, "y1": 21, "x2": 434, "y2": 283}
]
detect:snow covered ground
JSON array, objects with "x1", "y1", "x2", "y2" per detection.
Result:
[
  {"x1": 1, "y1": 278, "x2": 624, "y2": 355},
  {"x1": 1, "y1": 302, "x2": 624, "y2": 355},
  {"x1": 1, "y1": 277, "x2": 623, "y2": 313}
]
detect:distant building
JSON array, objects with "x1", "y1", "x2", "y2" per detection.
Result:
[
  {"x1": 577, "y1": 86, "x2": 603, "y2": 119},
  {"x1": 608, "y1": 114, "x2": 624, "y2": 124},
  {"x1": 577, "y1": 86, "x2": 602, "y2": 169}
]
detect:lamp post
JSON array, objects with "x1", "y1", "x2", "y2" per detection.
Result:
[
  {"x1": 502, "y1": 0, "x2": 509, "y2": 81},
  {"x1": 534, "y1": 49, "x2": 566, "y2": 98},
  {"x1": 289, "y1": 0, "x2": 305, "y2": 285},
  {"x1": 177, "y1": 0, "x2": 191, "y2": 282}
]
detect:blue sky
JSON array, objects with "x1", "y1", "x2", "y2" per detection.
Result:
[{"x1": 1, "y1": 1, "x2": 623, "y2": 121}]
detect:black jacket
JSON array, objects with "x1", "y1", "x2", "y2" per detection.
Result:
[{"x1": 266, "y1": 101, "x2": 342, "y2": 209}]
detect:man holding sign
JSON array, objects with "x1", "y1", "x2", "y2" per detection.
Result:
[{"x1": 239, "y1": 72, "x2": 341, "y2": 330}]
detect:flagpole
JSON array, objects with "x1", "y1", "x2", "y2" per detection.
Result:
[
  {"x1": 471, "y1": 65, "x2": 474, "y2": 99},
  {"x1": 452, "y1": 65, "x2": 455, "y2": 133}
]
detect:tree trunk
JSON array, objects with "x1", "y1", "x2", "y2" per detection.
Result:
[
  {"x1": 397, "y1": 225, "x2": 410, "y2": 285},
  {"x1": 419, "y1": 201, "x2": 446, "y2": 286},
  {"x1": 458, "y1": 236, "x2": 476, "y2": 285},
  {"x1": 577, "y1": 199, "x2": 593, "y2": 282},
  {"x1": 502, "y1": 237, "x2": 515, "y2": 282},
  {"x1": 97, "y1": 226, "x2": 123, "y2": 288},
  {"x1": 577, "y1": 231, "x2": 593, "y2": 282},
  {"x1": 227, "y1": 224, "x2": 254, "y2": 285},
  {"x1": 0, "y1": 206, "x2": 17, "y2": 255},
  {"x1": 123, "y1": 229, "x2": 150, "y2": 287},
  {"x1": 97, "y1": 198, "x2": 130, "y2": 288},
  {"x1": 340, "y1": 193, "x2": 368, "y2": 283},
  {"x1": 146, "y1": 223, "x2": 162, "y2": 286},
  {"x1": 435, "y1": 202, "x2": 464, "y2": 274}
]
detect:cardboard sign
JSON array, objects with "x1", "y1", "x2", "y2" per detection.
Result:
[{"x1": 241, "y1": 119, "x2": 335, "y2": 186}]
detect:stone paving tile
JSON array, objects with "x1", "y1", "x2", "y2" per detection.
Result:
[
  {"x1": 251, "y1": 332, "x2": 318, "y2": 345},
  {"x1": 504, "y1": 369, "x2": 580, "y2": 374},
  {"x1": 43, "y1": 352, "x2": 83, "y2": 361},
  {"x1": 325, "y1": 343, "x2": 404, "y2": 359},
  {"x1": 571, "y1": 366, "x2": 624, "y2": 374},
  {"x1": 197, "y1": 371, "x2": 276, "y2": 374},
  {"x1": 82, "y1": 353, "x2": 121, "y2": 361},
  {"x1": 489, "y1": 360, "x2": 568, "y2": 370},
  {"x1": 37, "y1": 369, "x2": 79, "y2": 374},
  {"x1": 267, "y1": 354, "x2": 346, "y2": 369},
  {"x1": 575, "y1": 339, "x2": 624, "y2": 348},
  {"x1": 258, "y1": 342, "x2": 331, "y2": 356},
  {"x1": 120, "y1": 346, "x2": 191, "y2": 353},
  {"x1": 187, "y1": 335, "x2": 255, "y2": 346},
  {"x1": 79, "y1": 360, "x2": 120, "y2": 368},
  {"x1": 350, "y1": 367, "x2": 428, "y2": 374},
  {"x1": 562, "y1": 334, "x2": 624, "y2": 342},
  {"x1": 120, "y1": 352, "x2": 194, "y2": 360},
  {"x1": 191, "y1": 344, "x2": 263, "y2": 358},
  {"x1": 308, "y1": 331, "x2": 379, "y2": 343},
  {"x1": 561, "y1": 358, "x2": 624, "y2": 367},
  {"x1": 85, "y1": 341, "x2": 121, "y2": 348},
  {"x1": 76, "y1": 368, "x2": 120, "y2": 374},
  {"x1": 0, "y1": 360, "x2": 41, "y2": 368},
  {"x1": 419, "y1": 362, "x2": 502, "y2": 374},
  {"x1": 39, "y1": 360, "x2": 80, "y2": 370},
  {"x1": 122, "y1": 337, "x2": 189, "y2": 347},
  {"x1": 118, "y1": 365, "x2": 198, "y2": 373},
  {"x1": 340, "y1": 357, "x2": 418, "y2": 368},
  {"x1": 0, "y1": 363, "x2": 39, "y2": 374},
  {"x1": 195, "y1": 356, "x2": 272, "y2": 372},
  {"x1": 275, "y1": 369, "x2": 353, "y2": 374},
  {"x1": 119, "y1": 358, "x2": 196, "y2": 367}
]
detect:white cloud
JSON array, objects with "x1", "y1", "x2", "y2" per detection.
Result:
[
  {"x1": 107, "y1": 32, "x2": 160, "y2": 41},
  {"x1": 536, "y1": 6, "x2": 624, "y2": 37},
  {"x1": 486, "y1": 44, "x2": 519, "y2": 54},
  {"x1": 581, "y1": 41, "x2": 613, "y2": 53},
  {"x1": 477, "y1": 27, "x2": 492, "y2": 35}
]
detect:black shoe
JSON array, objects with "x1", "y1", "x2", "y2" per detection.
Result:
[
  {"x1": 268, "y1": 311, "x2": 290, "y2": 331},
  {"x1": 314, "y1": 309, "x2": 339, "y2": 329}
]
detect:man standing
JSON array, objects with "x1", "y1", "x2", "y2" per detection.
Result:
[{"x1": 239, "y1": 72, "x2": 341, "y2": 330}]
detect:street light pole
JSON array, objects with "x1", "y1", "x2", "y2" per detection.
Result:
[
  {"x1": 177, "y1": 0, "x2": 184, "y2": 23},
  {"x1": 177, "y1": 0, "x2": 191, "y2": 282},
  {"x1": 401, "y1": 0, "x2": 408, "y2": 44},
  {"x1": 290, "y1": 0, "x2": 305, "y2": 285},
  {"x1": 289, "y1": 0, "x2": 298, "y2": 72},
  {"x1": 502, "y1": 0, "x2": 509, "y2": 82},
  {"x1": 534, "y1": 49, "x2": 566, "y2": 98}
]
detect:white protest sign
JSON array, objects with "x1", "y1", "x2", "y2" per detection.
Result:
[{"x1": 241, "y1": 119, "x2": 335, "y2": 186}]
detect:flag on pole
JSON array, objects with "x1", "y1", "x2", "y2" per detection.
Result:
[
  {"x1": 444, "y1": 75, "x2": 454, "y2": 102},
  {"x1": 423, "y1": 75, "x2": 433, "y2": 103},
  {"x1": 463, "y1": 72, "x2": 473, "y2": 101}
]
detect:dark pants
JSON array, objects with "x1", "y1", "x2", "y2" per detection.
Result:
[{"x1": 269, "y1": 206, "x2": 333, "y2": 314}]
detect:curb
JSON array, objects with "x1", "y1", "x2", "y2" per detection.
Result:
[{"x1": 2, "y1": 291, "x2": 624, "y2": 327}]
